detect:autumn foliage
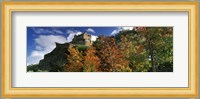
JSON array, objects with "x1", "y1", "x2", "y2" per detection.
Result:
[
  {"x1": 64, "y1": 27, "x2": 173, "y2": 72},
  {"x1": 96, "y1": 36, "x2": 131, "y2": 72},
  {"x1": 65, "y1": 47, "x2": 84, "y2": 72},
  {"x1": 83, "y1": 46, "x2": 100, "y2": 72}
]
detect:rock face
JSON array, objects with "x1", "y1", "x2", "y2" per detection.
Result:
[
  {"x1": 38, "y1": 43, "x2": 74, "y2": 71},
  {"x1": 35, "y1": 32, "x2": 93, "y2": 72}
]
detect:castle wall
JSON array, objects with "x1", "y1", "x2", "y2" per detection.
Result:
[{"x1": 72, "y1": 33, "x2": 92, "y2": 46}]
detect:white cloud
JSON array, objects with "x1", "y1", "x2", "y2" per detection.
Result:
[
  {"x1": 35, "y1": 46, "x2": 43, "y2": 50},
  {"x1": 111, "y1": 27, "x2": 134, "y2": 35},
  {"x1": 35, "y1": 35, "x2": 67, "y2": 51},
  {"x1": 32, "y1": 27, "x2": 43, "y2": 34},
  {"x1": 111, "y1": 27, "x2": 123, "y2": 35},
  {"x1": 66, "y1": 30, "x2": 83, "y2": 42},
  {"x1": 76, "y1": 32, "x2": 82, "y2": 36},
  {"x1": 52, "y1": 28, "x2": 63, "y2": 34},
  {"x1": 32, "y1": 27, "x2": 63, "y2": 34},
  {"x1": 27, "y1": 35, "x2": 67, "y2": 65},
  {"x1": 111, "y1": 29, "x2": 118, "y2": 35},
  {"x1": 66, "y1": 33, "x2": 76, "y2": 42},
  {"x1": 122, "y1": 27, "x2": 134, "y2": 30},
  {"x1": 86, "y1": 28, "x2": 95, "y2": 33},
  {"x1": 91, "y1": 35, "x2": 98, "y2": 41},
  {"x1": 27, "y1": 53, "x2": 43, "y2": 66},
  {"x1": 32, "y1": 27, "x2": 53, "y2": 34}
]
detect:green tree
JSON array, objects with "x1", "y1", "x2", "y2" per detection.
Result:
[
  {"x1": 117, "y1": 29, "x2": 150, "y2": 72},
  {"x1": 136, "y1": 27, "x2": 173, "y2": 72}
]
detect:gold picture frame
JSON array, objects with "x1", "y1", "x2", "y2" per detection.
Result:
[{"x1": 2, "y1": 1, "x2": 198, "y2": 98}]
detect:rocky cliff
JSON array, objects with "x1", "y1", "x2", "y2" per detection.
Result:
[{"x1": 37, "y1": 43, "x2": 74, "y2": 72}]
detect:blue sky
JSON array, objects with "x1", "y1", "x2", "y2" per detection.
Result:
[{"x1": 27, "y1": 27, "x2": 134, "y2": 65}]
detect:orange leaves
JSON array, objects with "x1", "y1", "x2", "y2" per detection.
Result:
[
  {"x1": 65, "y1": 46, "x2": 101, "y2": 72},
  {"x1": 137, "y1": 45, "x2": 144, "y2": 54},
  {"x1": 65, "y1": 47, "x2": 84, "y2": 72},
  {"x1": 97, "y1": 36, "x2": 131, "y2": 72},
  {"x1": 83, "y1": 46, "x2": 100, "y2": 72}
]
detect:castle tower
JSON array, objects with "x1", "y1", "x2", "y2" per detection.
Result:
[{"x1": 72, "y1": 32, "x2": 92, "y2": 46}]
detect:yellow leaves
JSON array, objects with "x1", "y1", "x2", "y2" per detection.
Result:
[
  {"x1": 97, "y1": 36, "x2": 131, "y2": 72},
  {"x1": 83, "y1": 46, "x2": 100, "y2": 72},
  {"x1": 65, "y1": 47, "x2": 84, "y2": 72},
  {"x1": 137, "y1": 45, "x2": 144, "y2": 54}
]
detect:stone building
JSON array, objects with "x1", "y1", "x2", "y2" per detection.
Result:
[{"x1": 72, "y1": 33, "x2": 92, "y2": 46}]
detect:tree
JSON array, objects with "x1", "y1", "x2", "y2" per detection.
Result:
[
  {"x1": 136, "y1": 27, "x2": 173, "y2": 72},
  {"x1": 117, "y1": 29, "x2": 150, "y2": 72},
  {"x1": 152, "y1": 27, "x2": 173, "y2": 72},
  {"x1": 96, "y1": 36, "x2": 131, "y2": 72},
  {"x1": 115, "y1": 27, "x2": 173, "y2": 72},
  {"x1": 83, "y1": 46, "x2": 101, "y2": 72},
  {"x1": 65, "y1": 47, "x2": 84, "y2": 72},
  {"x1": 119, "y1": 34, "x2": 136, "y2": 59}
]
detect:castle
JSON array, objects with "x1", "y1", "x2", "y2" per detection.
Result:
[
  {"x1": 72, "y1": 33, "x2": 92, "y2": 46},
  {"x1": 54, "y1": 32, "x2": 92, "y2": 48}
]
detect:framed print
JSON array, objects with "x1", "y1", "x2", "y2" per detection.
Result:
[{"x1": 2, "y1": 1, "x2": 198, "y2": 98}]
